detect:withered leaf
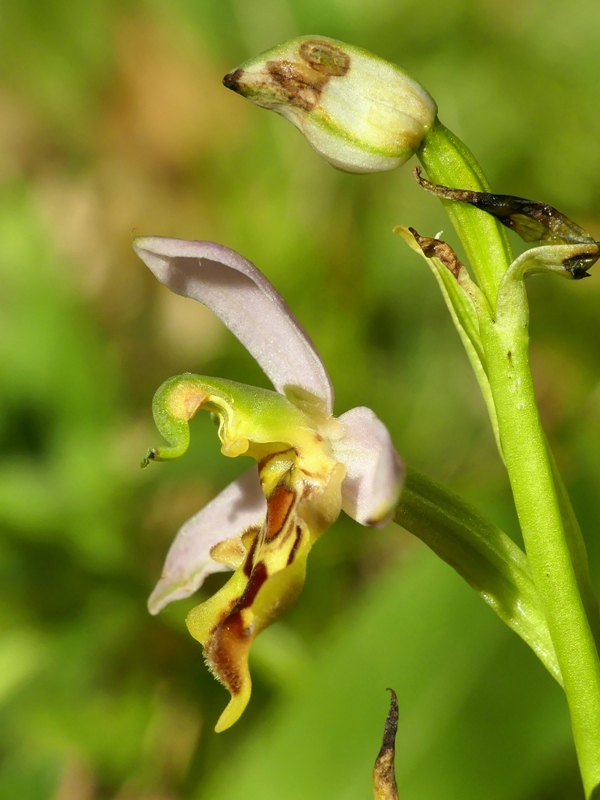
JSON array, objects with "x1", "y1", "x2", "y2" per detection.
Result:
[{"x1": 413, "y1": 167, "x2": 600, "y2": 279}]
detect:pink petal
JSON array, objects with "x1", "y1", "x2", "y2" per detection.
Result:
[
  {"x1": 133, "y1": 237, "x2": 334, "y2": 414},
  {"x1": 148, "y1": 468, "x2": 266, "y2": 615},
  {"x1": 331, "y1": 407, "x2": 404, "y2": 527}
]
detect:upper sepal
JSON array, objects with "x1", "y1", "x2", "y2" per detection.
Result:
[{"x1": 133, "y1": 237, "x2": 334, "y2": 413}]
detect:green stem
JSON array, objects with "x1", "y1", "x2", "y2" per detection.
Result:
[
  {"x1": 418, "y1": 118, "x2": 513, "y2": 304},
  {"x1": 419, "y1": 120, "x2": 600, "y2": 797},
  {"x1": 480, "y1": 314, "x2": 600, "y2": 797},
  {"x1": 547, "y1": 442, "x2": 600, "y2": 653}
]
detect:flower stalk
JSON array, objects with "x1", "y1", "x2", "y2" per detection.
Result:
[
  {"x1": 417, "y1": 119, "x2": 600, "y2": 797},
  {"x1": 416, "y1": 117, "x2": 513, "y2": 304},
  {"x1": 479, "y1": 305, "x2": 600, "y2": 796}
]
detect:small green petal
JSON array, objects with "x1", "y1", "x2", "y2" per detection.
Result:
[{"x1": 144, "y1": 373, "x2": 323, "y2": 465}]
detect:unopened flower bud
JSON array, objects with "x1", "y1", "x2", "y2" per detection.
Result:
[{"x1": 223, "y1": 35, "x2": 437, "y2": 174}]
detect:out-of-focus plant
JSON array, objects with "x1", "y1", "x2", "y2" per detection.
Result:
[
  {"x1": 4, "y1": 5, "x2": 600, "y2": 799},
  {"x1": 138, "y1": 34, "x2": 600, "y2": 798}
]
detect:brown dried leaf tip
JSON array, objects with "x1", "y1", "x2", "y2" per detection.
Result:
[
  {"x1": 373, "y1": 688, "x2": 399, "y2": 800},
  {"x1": 408, "y1": 227, "x2": 463, "y2": 279},
  {"x1": 413, "y1": 167, "x2": 600, "y2": 279}
]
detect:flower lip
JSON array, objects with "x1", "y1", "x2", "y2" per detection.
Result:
[{"x1": 133, "y1": 236, "x2": 334, "y2": 415}]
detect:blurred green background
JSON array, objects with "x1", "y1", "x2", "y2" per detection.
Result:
[{"x1": 2, "y1": 0, "x2": 600, "y2": 797}]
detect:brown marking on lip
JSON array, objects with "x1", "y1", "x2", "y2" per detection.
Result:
[
  {"x1": 265, "y1": 485, "x2": 296, "y2": 541},
  {"x1": 242, "y1": 531, "x2": 259, "y2": 577},
  {"x1": 206, "y1": 561, "x2": 269, "y2": 696},
  {"x1": 204, "y1": 598, "x2": 243, "y2": 694},
  {"x1": 257, "y1": 453, "x2": 273, "y2": 474},
  {"x1": 409, "y1": 226, "x2": 463, "y2": 279},
  {"x1": 238, "y1": 525, "x2": 262, "y2": 577},
  {"x1": 257, "y1": 447, "x2": 294, "y2": 474},
  {"x1": 206, "y1": 614, "x2": 245, "y2": 695},
  {"x1": 237, "y1": 561, "x2": 268, "y2": 611},
  {"x1": 287, "y1": 524, "x2": 304, "y2": 566},
  {"x1": 299, "y1": 40, "x2": 350, "y2": 77}
]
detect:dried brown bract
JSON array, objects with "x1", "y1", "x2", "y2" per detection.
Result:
[{"x1": 373, "y1": 689, "x2": 399, "y2": 800}]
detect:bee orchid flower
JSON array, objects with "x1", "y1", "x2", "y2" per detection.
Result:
[{"x1": 134, "y1": 237, "x2": 404, "y2": 731}]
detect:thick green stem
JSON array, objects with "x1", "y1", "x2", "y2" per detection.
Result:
[
  {"x1": 418, "y1": 118, "x2": 513, "y2": 304},
  {"x1": 481, "y1": 315, "x2": 600, "y2": 796},
  {"x1": 547, "y1": 442, "x2": 600, "y2": 653},
  {"x1": 419, "y1": 120, "x2": 600, "y2": 796}
]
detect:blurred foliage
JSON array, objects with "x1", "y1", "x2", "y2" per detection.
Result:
[{"x1": 1, "y1": 0, "x2": 600, "y2": 798}]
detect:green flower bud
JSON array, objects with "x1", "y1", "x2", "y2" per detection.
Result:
[{"x1": 223, "y1": 35, "x2": 437, "y2": 174}]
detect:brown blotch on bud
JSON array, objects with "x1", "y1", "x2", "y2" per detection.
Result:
[
  {"x1": 299, "y1": 40, "x2": 350, "y2": 76},
  {"x1": 266, "y1": 60, "x2": 322, "y2": 112},
  {"x1": 263, "y1": 41, "x2": 350, "y2": 113},
  {"x1": 224, "y1": 40, "x2": 349, "y2": 114},
  {"x1": 373, "y1": 688, "x2": 399, "y2": 800}
]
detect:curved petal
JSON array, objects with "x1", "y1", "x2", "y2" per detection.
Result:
[
  {"x1": 133, "y1": 237, "x2": 334, "y2": 414},
  {"x1": 148, "y1": 467, "x2": 266, "y2": 615},
  {"x1": 331, "y1": 406, "x2": 404, "y2": 527}
]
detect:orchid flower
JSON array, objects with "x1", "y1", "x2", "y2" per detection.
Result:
[{"x1": 134, "y1": 237, "x2": 404, "y2": 731}]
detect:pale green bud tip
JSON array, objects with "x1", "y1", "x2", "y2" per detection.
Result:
[{"x1": 223, "y1": 35, "x2": 437, "y2": 174}]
